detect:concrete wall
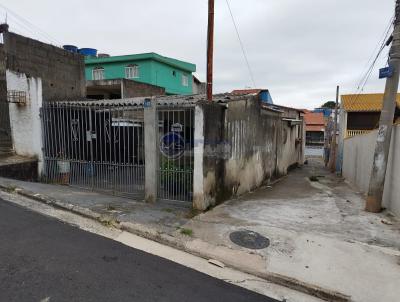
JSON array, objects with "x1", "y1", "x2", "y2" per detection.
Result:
[
  {"x1": 343, "y1": 125, "x2": 400, "y2": 216},
  {"x1": 122, "y1": 79, "x2": 165, "y2": 98},
  {"x1": 194, "y1": 97, "x2": 304, "y2": 210},
  {"x1": 3, "y1": 32, "x2": 86, "y2": 101},
  {"x1": 6, "y1": 70, "x2": 44, "y2": 174}
]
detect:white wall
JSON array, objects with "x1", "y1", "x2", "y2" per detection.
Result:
[
  {"x1": 343, "y1": 125, "x2": 400, "y2": 216},
  {"x1": 6, "y1": 70, "x2": 44, "y2": 175}
]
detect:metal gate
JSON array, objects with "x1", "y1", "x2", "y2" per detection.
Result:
[
  {"x1": 157, "y1": 105, "x2": 194, "y2": 202},
  {"x1": 41, "y1": 101, "x2": 145, "y2": 198}
]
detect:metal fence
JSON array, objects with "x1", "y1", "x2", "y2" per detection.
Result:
[
  {"x1": 41, "y1": 101, "x2": 145, "y2": 198},
  {"x1": 157, "y1": 105, "x2": 194, "y2": 202}
]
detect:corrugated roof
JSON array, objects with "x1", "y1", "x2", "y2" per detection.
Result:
[
  {"x1": 341, "y1": 93, "x2": 400, "y2": 112},
  {"x1": 304, "y1": 112, "x2": 324, "y2": 126},
  {"x1": 231, "y1": 89, "x2": 266, "y2": 95}
]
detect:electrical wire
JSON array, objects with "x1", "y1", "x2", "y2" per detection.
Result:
[
  {"x1": 225, "y1": 0, "x2": 257, "y2": 88},
  {"x1": 0, "y1": 3, "x2": 61, "y2": 46},
  {"x1": 351, "y1": 16, "x2": 394, "y2": 102}
]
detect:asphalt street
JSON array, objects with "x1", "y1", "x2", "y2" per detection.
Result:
[{"x1": 0, "y1": 198, "x2": 278, "y2": 302}]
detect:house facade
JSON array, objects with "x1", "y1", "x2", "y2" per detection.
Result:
[{"x1": 84, "y1": 53, "x2": 196, "y2": 95}]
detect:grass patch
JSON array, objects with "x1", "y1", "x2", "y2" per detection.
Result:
[
  {"x1": 163, "y1": 208, "x2": 173, "y2": 213},
  {"x1": 309, "y1": 175, "x2": 319, "y2": 182},
  {"x1": 106, "y1": 205, "x2": 116, "y2": 211},
  {"x1": 185, "y1": 208, "x2": 201, "y2": 219},
  {"x1": 180, "y1": 228, "x2": 193, "y2": 236},
  {"x1": 5, "y1": 185, "x2": 17, "y2": 193}
]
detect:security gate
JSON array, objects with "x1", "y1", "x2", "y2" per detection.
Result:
[
  {"x1": 157, "y1": 105, "x2": 194, "y2": 202},
  {"x1": 41, "y1": 101, "x2": 145, "y2": 198}
]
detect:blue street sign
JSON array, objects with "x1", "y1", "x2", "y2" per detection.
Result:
[
  {"x1": 379, "y1": 66, "x2": 395, "y2": 79},
  {"x1": 144, "y1": 98, "x2": 152, "y2": 108}
]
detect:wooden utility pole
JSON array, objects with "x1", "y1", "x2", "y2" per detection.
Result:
[
  {"x1": 366, "y1": 0, "x2": 400, "y2": 212},
  {"x1": 328, "y1": 86, "x2": 339, "y2": 172},
  {"x1": 207, "y1": 0, "x2": 215, "y2": 101}
]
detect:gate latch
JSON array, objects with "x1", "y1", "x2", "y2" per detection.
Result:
[{"x1": 86, "y1": 131, "x2": 97, "y2": 142}]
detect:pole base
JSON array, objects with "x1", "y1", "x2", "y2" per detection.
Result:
[{"x1": 365, "y1": 195, "x2": 382, "y2": 213}]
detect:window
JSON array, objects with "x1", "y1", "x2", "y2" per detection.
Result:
[
  {"x1": 92, "y1": 67, "x2": 104, "y2": 80},
  {"x1": 182, "y1": 74, "x2": 189, "y2": 87},
  {"x1": 172, "y1": 70, "x2": 176, "y2": 77},
  {"x1": 125, "y1": 64, "x2": 139, "y2": 79}
]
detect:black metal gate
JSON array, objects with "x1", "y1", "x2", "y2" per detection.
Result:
[
  {"x1": 41, "y1": 101, "x2": 145, "y2": 198},
  {"x1": 157, "y1": 105, "x2": 194, "y2": 202}
]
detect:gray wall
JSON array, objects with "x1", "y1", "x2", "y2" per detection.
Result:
[
  {"x1": 3, "y1": 32, "x2": 86, "y2": 101},
  {"x1": 122, "y1": 79, "x2": 165, "y2": 98},
  {"x1": 343, "y1": 125, "x2": 400, "y2": 216},
  {"x1": 194, "y1": 97, "x2": 304, "y2": 210}
]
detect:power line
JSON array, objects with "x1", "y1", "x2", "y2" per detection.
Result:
[
  {"x1": 0, "y1": 3, "x2": 61, "y2": 45},
  {"x1": 225, "y1": 0, "x2": 257, "y2": 88},
  {"x1": 351, "y1": 16, "x2": 394, "y2": 102}
]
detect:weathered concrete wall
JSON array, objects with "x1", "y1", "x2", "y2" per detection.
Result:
[
  {"x1": 343, "y1": 125, "x2": 400, "y2": 216},
  {"x1": 3, "y1": 32, "x2": 85, "y2": 101},
  {"x1": 194, "y1": 97, "x2": 304, "y2": 210},
  {"x1": 6, "y1": 70, "x2": 44, "y2": 174},
  {"x1": 122, "y1": 79, "x2": 165, "y2": 98},
  {"x1": 0, "y1": 45, "x2": 13, "y2": 153}
]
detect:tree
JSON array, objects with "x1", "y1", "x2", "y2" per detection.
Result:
[{"x1": 321, "y1": 101, "x2": 336, "y2": 109}]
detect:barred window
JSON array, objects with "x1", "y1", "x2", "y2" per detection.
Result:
[
  {"x1": 7, "y1": 90, "x2": 27, "y2": 104},
  {"x1": 182, "y1": 74, "x2": 189, "y2": 87},
  {"x1": 125, "y1": 65, "x2": 139, "y2": 79},
  {"x1": 92, "y1": 67, "x2": 105, "y2": 80}
]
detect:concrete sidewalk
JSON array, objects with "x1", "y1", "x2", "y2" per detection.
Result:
[{"x1": 0, "y1": 159, "x2": 399, "y2": 301}]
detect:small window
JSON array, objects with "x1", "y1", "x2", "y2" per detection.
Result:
[
  {"x1": 92, "y1": 67, "x2": 104, "y2": 80},
  {"x1": 125, "y1": 64, "x2": 139, "y2": 79},
  {"x1": 182, "y1": 74, "x2": 189, "y2": 87},
  {"x1": 172, "y1": 70, "x2": 176, "y2": 77}
]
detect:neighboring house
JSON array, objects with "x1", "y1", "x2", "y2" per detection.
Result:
[
  {"x1": 231, "y1": 89, "x2": 274, "y2": 104},
  {"x1": 336, "y1": 93, "x2": 400, "y2": 173},
  {"x1": 192, "y1": 75, "x2": 206, "y2": 94},
  {"x1": 84, "y1": 53, "x2": 196, "y2": 95},
  {"x1": 304, "y1": 112, "x2": 325, "y2": 145},
  {"x1": 339, "y1": 93, "x2": 400, "y2": 139}
]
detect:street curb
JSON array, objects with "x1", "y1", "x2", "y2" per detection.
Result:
[{"x1": 0, "y1": 184, "x2": 351, "y2": 302}]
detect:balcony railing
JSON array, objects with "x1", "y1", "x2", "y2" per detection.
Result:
[{"x1": 346, "y1": 129, "x2": 372, "y2": 138}]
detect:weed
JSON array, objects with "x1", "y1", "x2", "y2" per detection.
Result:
[
  {"x1": 5, "y1": 185, "x2": 17, "y2": 193},
  {"x1": 309, "y1": 175, "x2": 319, "y2": 182},
  {"x1": 106, "y1": 205, "x2": 116, "y2": 211},
  {"x1": 163, "y1": 208, "x2": 173, "y2": 213},
  {"x1": 180, "y1": 228, "x2": 193, "y2": 236},
  {"x1": 185, "y1": 208, "x2": 201, "y2": 219}
]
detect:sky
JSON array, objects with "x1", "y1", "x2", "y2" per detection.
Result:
[{"x1": 0, "y1": 0, "x2": 395, "y2": 109}]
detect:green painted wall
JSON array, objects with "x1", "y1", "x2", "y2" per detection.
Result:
[{"x1": 85, "y1": 55, "x2": 194, "y2": 95}]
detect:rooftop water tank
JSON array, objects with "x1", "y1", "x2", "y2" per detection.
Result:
[
  {"x1": 78, "y1": 48, "x2": 98, "y2": 57},
  {"x1": 63, "y1": 45, "x2": 78, "y2": 53}
]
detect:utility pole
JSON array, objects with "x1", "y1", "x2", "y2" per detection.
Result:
[
  {"x1": 207, "y1": 0, "x2": 215, "y2": 101},
  {"x1": 328, "y1": 86, "x2": 339, "y2": 172},
  {"x1": 366, "y1": 0, "x2": 400, "y2": 213}
]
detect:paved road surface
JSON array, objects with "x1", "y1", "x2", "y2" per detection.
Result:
[{"x1": 0, "y1": 199, "x2": 278, "y2": 302}]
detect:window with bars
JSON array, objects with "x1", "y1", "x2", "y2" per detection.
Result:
[
  {"x1": 92, "y1": 67, "x2": 105, "y2": 80},
  {"x1": 7, "y1": 90, "x2": 27, "y2": 104},
  {"x1": 125, "y1": 65, "x2": 139, "y2": 79},
  {"x1": 182, "y1": 74, "x2": 189, "y2": 87}
]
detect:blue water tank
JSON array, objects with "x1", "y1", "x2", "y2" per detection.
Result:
[
  {"x1": 63, "y1": 45, "x2": 78, "y2": 53},
  {"x1": 78, "y1": 48, "x2": 98, "y2": 57}
]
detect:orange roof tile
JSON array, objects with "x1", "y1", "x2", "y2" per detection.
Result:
[
  {"x1": 304, "y1": 112, "x2": 324, "y2": 126},
  {"x1": 306, "y1": 125, "x2": 325, "y2": 132},
  {"x1": 341, "y1": 93, "x2": 400, "y2": 112}
]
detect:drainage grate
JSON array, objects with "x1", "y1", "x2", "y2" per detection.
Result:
[{"x1": 229, "y1": 230, "x2": 270, "y2": 250}]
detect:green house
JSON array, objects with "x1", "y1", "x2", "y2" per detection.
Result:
[{"x1": 84, "y1": 53, "x2": 196, "y2": 95}]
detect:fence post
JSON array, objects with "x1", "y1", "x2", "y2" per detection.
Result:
[{"x1": 144, "y1": 97, "x2": 158, "y2": 202}]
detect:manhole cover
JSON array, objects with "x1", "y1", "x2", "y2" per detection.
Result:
[{"x1": 229, "y1": 230, "x2": 270, "y2": 250}]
